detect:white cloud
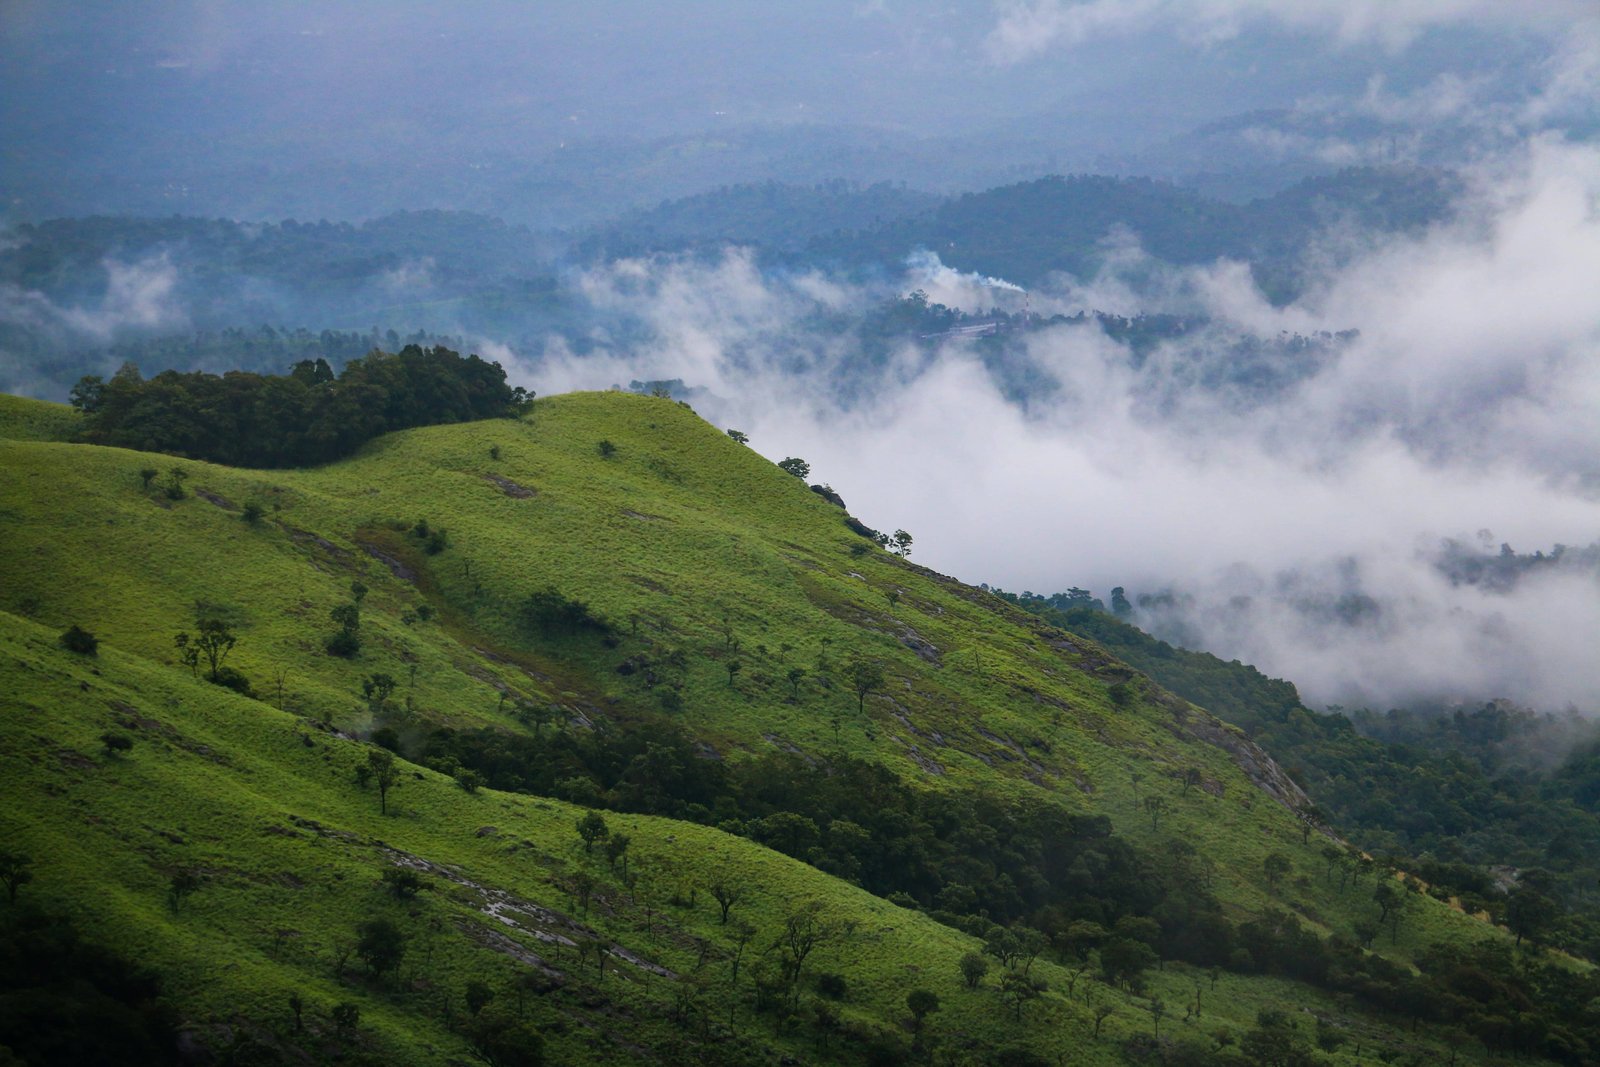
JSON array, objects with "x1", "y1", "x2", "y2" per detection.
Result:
[
  {"x1": 0, "y1": 255, "x2": 186, "y2": 345},
  {"x1": 518, "y1": 134, "x2": 1600, "y2": 713}
]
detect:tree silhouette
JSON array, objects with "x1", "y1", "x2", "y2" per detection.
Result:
[{"x1": 367, "y1": 749, "x2": 401, "y2": 814}]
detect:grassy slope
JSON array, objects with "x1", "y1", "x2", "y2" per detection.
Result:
[{"x1": 0, "y1": 391, "x2": 1534, "y2": 1063}]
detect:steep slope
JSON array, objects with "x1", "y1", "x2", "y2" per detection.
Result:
[{"x1": 0, "y1": 391, "x2": 1563, "y2": 1064}]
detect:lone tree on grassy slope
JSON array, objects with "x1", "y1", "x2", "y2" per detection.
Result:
[
  {"x1": 362, "y1": 673, "x2": 397, "y2": 717},
  {"x1": 847, "y1": 655, "x2": 885, "y2": 714},
  {"x1": 356, "y1": 917, "x2": 406, "y2": 980},
  {"x1": 906, "y1": 989, "x2": 940, "y2": 1030},
  {"x1": 365, "y1": 748, "x2": 401, "y2": 814},
  {"x1": 777, "y1": 457, "x2": 810, "y2": 479},
  {"x1": 576, "y1": 811, "x2": 609, "y2": 853},
  {"x1": 174, "y1": 619, "x2": 233, "y2": 681},
  {"x1": 959, "y1": 951, "x2": 988, "y2": 989},
  {"x1": 709, "y1": 878, "x2": 746, "y2": 924}
]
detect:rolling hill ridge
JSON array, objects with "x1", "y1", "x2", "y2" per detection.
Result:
[{"x1": 0, "y1": 389, "x2": 1584, "y2": 1065}]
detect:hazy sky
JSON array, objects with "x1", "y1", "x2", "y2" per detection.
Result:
[{"x1": 1, "y1": 1, "x2": 1580, "y2": 220}]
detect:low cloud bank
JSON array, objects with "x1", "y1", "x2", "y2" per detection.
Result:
[{"x1": 520, "y1": 136, "x2": 1600, "y2": 713}]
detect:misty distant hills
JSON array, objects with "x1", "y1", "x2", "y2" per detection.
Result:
[
  {"x1": 806, "y1": 166, "x2": 1460, "y2": 298},
  {"x1": 572, "y1": 179, "x2": 941, "y2": 260}
]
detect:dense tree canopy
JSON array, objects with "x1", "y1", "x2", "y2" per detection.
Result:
[{"x1": 70, "y1": 344, "x2": 530, "y2": 467}]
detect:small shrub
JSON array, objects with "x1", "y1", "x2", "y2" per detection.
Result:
[
  {"x1": 488, "y1": 444, "x2": 501, "y2": 461},
  {"x1": 163, "y1": 468, "x2": 188, "y2": 500},
  {"x1": 211, "y1": 666, "x2": 255, "y2": 697},
  {"x1": 100, "y1": 732, "x2": 134, "y2": 757},
  {"x1": 325, "y1": 629, "x2": 361, "y2": 658},
  {"x1": 456, "y1": 768, "x2": 483, "y2": 794},
  {"x1": 597, "y1": 439, "x2": 617, "y2": 459},
  {"x1": 59, "y1": 624, "x2": 98, "y2": 655},
  {"x1": 382, "y1": 868, "x2": 424, "y2": 899},
  {"x1": 241, "y1": 501, "x2": 265, "y2": 525},
  {"x1": 815, "y1": 972, "x2": 848, "y2": 1000},
  {"x1": 167, "y1": 870, "x2": 202, "y2": 914},
  {"x1": 371, "y1": 727, "x2": 401, "y2": 752},
  {"x1": 521, "y1": 587, "x2": 612, "y2": 639},
  {"x1": 138, "y1": 467, "x2": 158, "y2": 490}
]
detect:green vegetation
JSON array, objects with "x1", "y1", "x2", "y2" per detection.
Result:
[
  {"x1": 1032, "y1": 599, "x2": 1600, "y2": 956},
  {"x1": 0, "y1": 388, "x2": 1589, "y2": 1064},
  {"x1": 70, "y1": 344, "x2": 532, "y2": 467}
]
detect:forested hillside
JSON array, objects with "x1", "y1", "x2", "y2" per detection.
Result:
[
  {"x1": 808, "y1": 167, "x2": 1458, "y2": 299},
  {"x1": 1022, "y1": 599, "x2": 1600, "y2": 959}
]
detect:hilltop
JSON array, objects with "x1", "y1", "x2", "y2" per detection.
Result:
[{"x1": 0, "y1": 389, "x2": 1587, "y2": 1065}]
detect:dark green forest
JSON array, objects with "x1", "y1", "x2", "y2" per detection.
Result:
[{"x1": 68, "y1": 345, "x2": 530, "y2": 467}]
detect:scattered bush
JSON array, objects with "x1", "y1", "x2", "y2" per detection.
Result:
[
  {"x1": 382, "y1": 868, "x2": 425, "y2": 899},
  {"x1": 325, "y1": 629, "x2": 361, "y2": 658},
  {"x1": 59, "y1": 624, "x2": 98, "y2": 655},
  {"x1": 163, "y1": 468, "x2": 188, "y2": 500},
  {"x1": 521, "y1": 587, "x2": 613, "y2": 639},
  {"x1": 211, "y1": 666, "x2": 254, "y2": 698},
  {"x1": 331, "y1": 1001, "x2": 360, "y2": 1033}
]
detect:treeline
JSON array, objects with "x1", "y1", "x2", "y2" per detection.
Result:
[
  {"x1": 1018, "y1": 597, "x2": 1600, "y2": 959},
  {"x1": 574, "y1": 179, "x2": 939, "y2": 260},
  {"x1": 68, "y1": 345, "x2": 531, "y2": 468},
  {"x1": 1431, "y1": 537, "x2": 1600, "y2": 594},
  {"x1": 807, "y1": 166, "x2": 1457, "y2": 299},
  {"x1": 421, "y1": 723, "x2": 1192, "y2": 938},
  {"x1": 408, "y1": 714, "x2": 1600, "y2": 1062},
  {"x1": 100, "y1": 326, "x2": 468, "y2": 381}
]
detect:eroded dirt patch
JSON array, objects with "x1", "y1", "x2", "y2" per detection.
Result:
[{"x1": 485, "y1": 474, "x2": 536, "y2": 499}]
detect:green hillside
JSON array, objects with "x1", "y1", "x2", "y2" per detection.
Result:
[{"x1": 0, "y1": 391, "x2": 1580, "y2": 1064}]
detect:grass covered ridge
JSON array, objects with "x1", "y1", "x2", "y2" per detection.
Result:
[{"x1": 0, "y1": 390, "x2": 1569, "y2": 1064}]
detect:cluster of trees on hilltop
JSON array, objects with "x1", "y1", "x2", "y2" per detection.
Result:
[
  {"x1": 68, "y1": 345, "x2": 531, "y2": 467},
  {"x1": 96, "y1": 326, "x2": 468, "y2": 381}
]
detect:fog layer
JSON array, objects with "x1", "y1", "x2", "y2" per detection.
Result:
[{"x1": 520, "y1": 136, "x2": 1600, "y2": 713}]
